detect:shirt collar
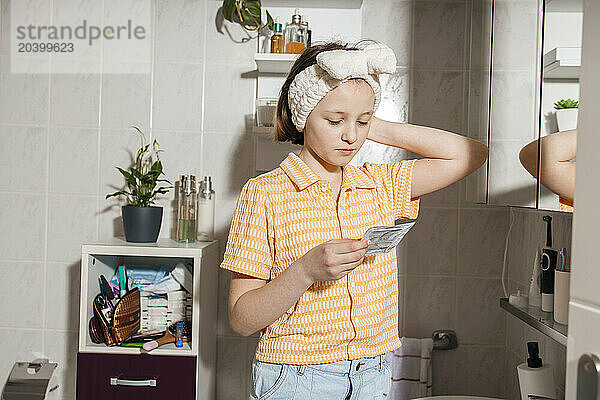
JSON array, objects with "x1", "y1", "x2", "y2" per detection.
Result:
[{"x1": 280, "y1": 152, "x2": 376, "y2": 191}]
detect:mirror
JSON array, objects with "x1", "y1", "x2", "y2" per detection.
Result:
[
  {"x1": 532, "y1": 0, "x2": 581, "y2": 213},
  {"x1": 486, "y1": 0, "x2": 542, "y2": 208},
  {"x1": 483, "y1": 0, "x2": 580, "y2": 212}
]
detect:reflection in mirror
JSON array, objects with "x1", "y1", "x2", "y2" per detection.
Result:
[
  {"x1": 519, "y1": 129, "x2": 576, "y2": 213},
  {"x1": 536, "y1": 3, "x2": 582, "y2": 212},
  {"x1": 486, "y1": 0, "x2": 541, "y2": 207}
]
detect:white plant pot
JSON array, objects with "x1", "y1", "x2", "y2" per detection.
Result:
[{"x1": 556, "y1": 108, "x2": 578, "y2": 132}]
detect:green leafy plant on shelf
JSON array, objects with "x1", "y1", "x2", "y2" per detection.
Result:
[
  {"x1": 221, "y1": 0, "x2": 274, "y2": 31},
  {"x1": 106, "y1": 126, "x2": 172, "y2": 207},
  {"x1": 554, "y1": 98, "x2": 579, "y2": 110}
]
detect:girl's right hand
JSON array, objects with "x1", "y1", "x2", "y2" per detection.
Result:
[{"x1": 298, "y1": 238, "x2": 370, "y2": 283}]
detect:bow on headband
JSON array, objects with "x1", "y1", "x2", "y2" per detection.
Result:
[
  {"x1": 315, "y1": 43, "x2": 397, "y2": 80},
  {"x1": 287, "y1": 42, "x2": 397, "y2": 131}
]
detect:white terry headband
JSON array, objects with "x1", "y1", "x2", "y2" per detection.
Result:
[{"x1": 288, "y1": 43, "x2": 397, "y2": 132}]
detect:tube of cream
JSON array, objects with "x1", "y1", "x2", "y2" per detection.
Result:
[{"x1": 118, "y1": 265, "x2": 127, "y2": 297}]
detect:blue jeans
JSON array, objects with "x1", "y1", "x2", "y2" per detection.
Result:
[{"x1": 249, "y1": 354, "x2": 391, "y2": 399}]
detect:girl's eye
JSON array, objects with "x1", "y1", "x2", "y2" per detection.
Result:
[
  {"x1": 327, "y1": 120, "x2": 342, "y2": 125},
  {"x1": 357, "y1": 120, "x2": 369, "y2": 126}
]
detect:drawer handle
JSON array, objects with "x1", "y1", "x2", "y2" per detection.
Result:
[{"x1": 110, "y1": 377, "x2": 157, "y2": 387}]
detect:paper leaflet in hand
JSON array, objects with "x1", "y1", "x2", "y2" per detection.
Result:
[{"x1": 361, "y1": 218, "x2": 417, "y2": 255}]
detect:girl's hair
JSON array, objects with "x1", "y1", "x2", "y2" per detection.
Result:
[{"x1": 274, "y1": 42, "x2": 361, "y2": 145}]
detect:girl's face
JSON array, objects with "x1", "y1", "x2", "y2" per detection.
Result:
[{"x1": 302, "y1": 79, "x2": 375, "y2": 169}]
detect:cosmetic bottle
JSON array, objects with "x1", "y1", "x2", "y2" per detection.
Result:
[
  {"x1": 540, "y1": 215, "x2": 558, "y2": 312},
  {"x1": 175, "y1": 321, "x2": 184, "y2": 348},
  {"x1": 301, "y1": 15, "x2": 311, "y2": 47},
  {"x1": 284, "y1": 8, "x2": 307, "y2": 54},
  {"x1": 177, "y1": 175, "x2": 198, "y2": 243},
  {"x1": 197, "y1": 176, "x2": 215, "y2": 242},
  {"x1": 517, "y1": 342, "x2": 555, "y2": 400},
  {"x1": 270, "y1": 17, "x2": 284, "y2": 53}
]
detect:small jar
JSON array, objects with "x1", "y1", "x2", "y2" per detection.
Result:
[{"x1": 256, "y1": 98, "x2": 278, "y2": 127}]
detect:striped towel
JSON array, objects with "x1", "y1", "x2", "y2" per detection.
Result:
[{"x1": 385, "y1": 337, "x2": 433, "y2": 399}]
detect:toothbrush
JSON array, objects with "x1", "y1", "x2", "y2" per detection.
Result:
[{"x1": 559, "y1": 248, "x2": 567, "y2": 272}]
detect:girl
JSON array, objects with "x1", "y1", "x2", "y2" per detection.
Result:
[
  {"x1": 520, "y1": 129, "x2": 576, "y2": 212},
  {"x1": 220, "y1": 42, "x2": 488, "y2": 399}
]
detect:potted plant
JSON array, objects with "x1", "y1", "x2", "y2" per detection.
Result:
[
  {"x1": 554, "y1": 98, "x2": 578, "y2": 132},
  {"x1": 106, "y1": 127, "x2": 172, "y2": 243}
]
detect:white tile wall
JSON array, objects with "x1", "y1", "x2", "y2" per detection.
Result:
[
  {"x1": 361, "y1": 0, "x2": 413, "y2": 67},
  {"x1": 412, "y1": 0, "x2": 467, "y2": 69},
  {"x1": 48, "y1": 128, "x2": 99, "y2": 195},
  {"x1": 0, "y1": 126, "x2": 47, "y2": 192}
]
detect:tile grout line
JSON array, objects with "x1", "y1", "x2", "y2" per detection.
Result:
[
  {"x1": 41, "y1": 0, "x2": 55, "y2": 357},
  {"x1": 149, "y1": 0, "x2": 156, "y2": 141},
  {"x1": 96, "y1": 0, "x2": 106, "y2": 243},
  {"x1": 453, "y1": 0, "x2": 471, "y2": 339},
  {"x1": 199, "y1": 0, "x2": 208, "y2": 176}
]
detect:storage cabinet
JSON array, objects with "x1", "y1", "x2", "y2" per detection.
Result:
[
  {"x1": 77, "y1": 353, "x2": 196, "y2": 399},
  {"x1": 76, "y1": 239, "x2": 219, "y2": 400}
]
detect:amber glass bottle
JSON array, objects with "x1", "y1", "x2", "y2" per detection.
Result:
[{"x1": 270, "y1": 18, "x2": 284, "y2": 53}]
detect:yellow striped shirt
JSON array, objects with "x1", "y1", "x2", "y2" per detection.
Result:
[{"x1": 220, "y1": 152, "x2": 420, "y2": 364}]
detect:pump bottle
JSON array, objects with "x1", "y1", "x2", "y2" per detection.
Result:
[
  {"x1": 517, "y1": 342, "x2": 555, "y2": 400},
  {"x1": 197, "y1": 176, "x2": 215, "y2": 241}
]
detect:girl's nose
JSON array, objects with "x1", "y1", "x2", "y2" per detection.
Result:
[{"x1": 341, "y1": 126, "x2": 357, "y2": 144}]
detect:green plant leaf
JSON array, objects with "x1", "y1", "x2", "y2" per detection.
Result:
[
  {"x1": 106, "y1": 126, "x2": 171, "y2": 207},
  {"x1": 116, "y1": 167, "x2": 136, "y2": 186},
  {"x1": 266, "y1": 10, "x2": 274, "y2": 30},
  {"x1": 222, "y1": 0, "x2": 236, "y2": 22},
  {"x1": 106, "y1": 190, "x2": 131, "y2": 200},
  {"x1": 241, "y1": 0, "x2": 261, "y2": 28},
  {"x1": 554, "y1": 98, "x2": 579, "y2": 109}
]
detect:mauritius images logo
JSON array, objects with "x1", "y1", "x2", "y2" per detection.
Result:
[{"x1": 10, "y1": 0, "x2": 152, "y2": 74}]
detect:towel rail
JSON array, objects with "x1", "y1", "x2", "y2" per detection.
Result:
[{"x1": 432, "y1": 330, "x2": 458, "y2": 350}]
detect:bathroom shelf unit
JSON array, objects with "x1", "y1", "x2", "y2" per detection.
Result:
[
  {"x1": 255, "y1": 53, "x2": 298, "y2": 74},
  {"x1": 543, "y1": 47, "x2": 581, "y2": 80},
  {"x1": 76, "y1": 238, "x2": 219, "y2": 400},
  {"x1": 500, "y1": 298, "x2": 567, "y2": 346}
]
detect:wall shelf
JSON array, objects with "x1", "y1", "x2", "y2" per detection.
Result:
[
  {"x1": 543, "y1": 47, "x2": 581, "y2": 79},
  {"x1": 262, "y1": 0, "x2": 362, "y2": 9},
  {"x1": 255, "y1": 53, "x2": 298, "y2": 74},
  {"x1": 545, "y1": 0, "x2": 583, "y2": 12},
  {"x1": 253, "y1": 126, "x2": 275, "y2": 137},
  {"x1": 500, "y1": 298, "x2": 567, "y2": 346}
]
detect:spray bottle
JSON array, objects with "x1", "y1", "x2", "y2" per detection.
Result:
[{"x1": 197, "y1": 176, "x2": 215, "y2": 241}]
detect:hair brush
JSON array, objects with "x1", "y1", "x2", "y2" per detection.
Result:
[{"x1": 142, "y1": 321, "x2": 191, "y2": 351}]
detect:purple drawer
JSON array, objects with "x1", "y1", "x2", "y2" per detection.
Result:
[{"x1": 76, "y1": 352, "x2": 196, "y2": 400}]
